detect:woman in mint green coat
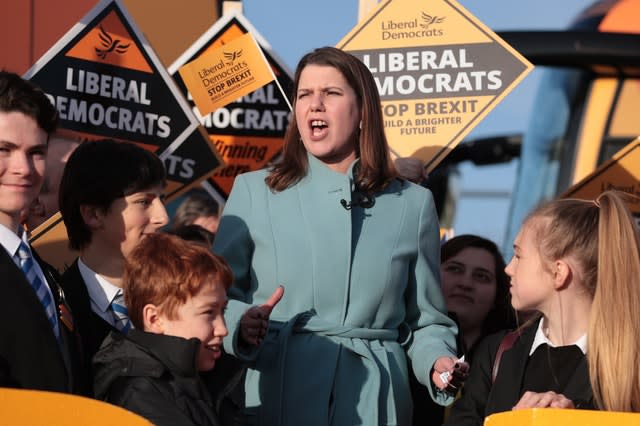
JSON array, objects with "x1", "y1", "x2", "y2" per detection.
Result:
[{"x1": 213, "y1": 47, "x2": 461, "y2": 426}]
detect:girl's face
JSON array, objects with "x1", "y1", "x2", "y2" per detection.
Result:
[
  {"x1": 295, "y1": 64, "x2": 361, "y2": 174},
  {"x1": 505, "y1": 221, "x2": 555, "y2": 312},
  {"x1": 441, "y1": 247, "x2": 497, "y2": 327}
]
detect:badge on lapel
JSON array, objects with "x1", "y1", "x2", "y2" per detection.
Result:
[{"x1": 59, "y1": 302, "x2": 74, "y2": 332}]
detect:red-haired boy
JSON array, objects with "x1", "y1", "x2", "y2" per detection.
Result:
[{"x1": 93, "y1": 232, "x2": 230, "y2": 426}]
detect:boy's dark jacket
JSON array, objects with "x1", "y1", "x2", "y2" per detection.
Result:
[
  {"x1": 0, "y1": 247, "x2": 87, "y2": 394},
  {"x1": 93, "y1": 329, "x2": 220, "y2": 426},
  {"x1": 61, "y1": 259, "x2": 118, "y2": 384}
]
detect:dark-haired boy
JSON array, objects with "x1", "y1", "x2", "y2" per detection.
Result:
[
  {"x1": 0, "y1": 70, "x2": 84, "y2": 393},
  {"x1": 59, "y1": 139, "x2": 169, "y2": 385}
]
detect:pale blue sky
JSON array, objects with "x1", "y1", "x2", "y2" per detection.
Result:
[{"x1": 241, "y1": 0, "x2": 591, "y2": 248}]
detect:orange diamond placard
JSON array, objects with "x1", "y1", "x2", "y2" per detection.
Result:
[
  {"x1": 24, "y1": 0, "x2": 224, "y2": 272},
  {"x1": 338, "y1": 0, "x2": 533, "y2": 172},
  {"x1": 65, "y1": 9, "x2": 152, "y2": 73},
  {"x1": 25, "y1": 0, "x2": 222, "y2": 201}
]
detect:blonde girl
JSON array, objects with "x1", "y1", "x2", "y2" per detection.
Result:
[{"x1": 445, "y1": 190, "x2": 640, "y2": 425}]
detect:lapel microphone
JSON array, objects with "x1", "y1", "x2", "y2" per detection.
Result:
[
  {"x1": 340, "y1": 193, "x2": 375, "y2": 210},
  {"x1": 340, "y1": 164, "x2": 375, "y2": 210}
]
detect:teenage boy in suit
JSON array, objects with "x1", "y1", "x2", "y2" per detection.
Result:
[
  {"x1": 0, "y1": 71, "x2": 85, "y2": 393},
  {"x1": 58, "y1": 139, "x2": 169, "y2": 388}
]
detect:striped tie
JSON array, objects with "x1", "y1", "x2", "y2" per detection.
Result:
[
  {"x1": 17, "y1": 241, "x2": 59, "y2": 340},
  {"x1": 110, "y1": 291, "x2": 132, "y2": 334}
]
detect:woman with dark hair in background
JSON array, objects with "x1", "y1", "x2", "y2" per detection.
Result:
[{"x1": 440, "y1": 235, "x2": 516, "y2": 361}]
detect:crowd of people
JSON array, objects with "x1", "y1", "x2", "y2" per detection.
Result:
[{"x1": 1, "y1": 43, "x2": 639, "y2": 426}]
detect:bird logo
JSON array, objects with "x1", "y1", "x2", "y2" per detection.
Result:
[
  {"x1": 223, "y1": 50, "x2": 242, "y2": 66},
  {"x1": 95, "y1": 25, "x2": 130, "y2": 60},
  {"x1": 420, "y1": 12, "x2": 445, "y2": 29}
]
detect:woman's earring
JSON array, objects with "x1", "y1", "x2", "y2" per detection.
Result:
[{"x1": 359, "y1": 121, "x2": 362, "y2": 130}]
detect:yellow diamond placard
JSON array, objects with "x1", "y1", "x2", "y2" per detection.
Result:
[
  {"x1": 338, "y1": 0, "x2": 533, "y2": 172},
  {"x1": 179, "y1": 32, "x2": 276, "y2": 116},
  {"x1": 562, "y1": 138, "x2": 640, "y2": 216},
  {"x1": 169, "y1": 12, "x2": 294, "y2": 199}
]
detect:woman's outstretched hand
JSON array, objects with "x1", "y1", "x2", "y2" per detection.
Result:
[
  {"x1": 239, "y1": 286, "x2": 284, "y2": 346},
  {"x1": 432, "y1": 356, "x2": 469, "y2": 395}
]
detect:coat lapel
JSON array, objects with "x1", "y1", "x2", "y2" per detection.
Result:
[
  {"x1": 62, "y1": 261, "x2": 116, "y2": 357},
  {"x1": 291, "y1": 155, "x2": 354, "y2": 321},
  {"x1": 0, "y1": 248, "x2": 59, "y2": 343}
]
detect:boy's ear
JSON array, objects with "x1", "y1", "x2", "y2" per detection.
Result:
[
  {"x1": 79, "y1": 204, "x2": 104, "y2": 230},
  {"x1": 142, "y1": 304, "x2": 164, "y2": 334},
  {"x1": 553, "y1": 259, "x2": 572, "y2": 290}
]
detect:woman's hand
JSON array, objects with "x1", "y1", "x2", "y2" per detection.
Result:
[
  {"x1": 432, "y1": 356, "x2": 469, "y2": 394},
  {"x1": 239, "y1": 286, "x2": 284, "y2": 346},
  {"x1": 513, "y1": 391, "x2": 575, "y2": 410}
]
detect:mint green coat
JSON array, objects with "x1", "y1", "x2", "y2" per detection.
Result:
[{"x1": 213, "y1": 155, "x2": 458, "y2": 426}]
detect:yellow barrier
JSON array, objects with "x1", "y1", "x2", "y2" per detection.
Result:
[
  {"x1": 0, "y1": 388, "x2": 151, "y2": 425},
  {"x1": 485, "y1": 408, "x2": 640, "y2": 426}
]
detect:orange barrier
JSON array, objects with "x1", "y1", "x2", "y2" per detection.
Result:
[
  {"x1": 0, "y1": 388, "x2": 151, "y2": 425},
  {"x1": 485, "y1": 408, "x2": 640, "y2": 426}
]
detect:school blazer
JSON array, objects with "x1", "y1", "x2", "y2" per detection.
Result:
[
  {"x1": 61, "y1": 259, "x2": 118, "y2": 386},
  {"x1": 0, "y1": 246, "x2": 85, "y2": 394},
  {"x1": 445, "y1": 320, "x2": 593, "y2": 426}
]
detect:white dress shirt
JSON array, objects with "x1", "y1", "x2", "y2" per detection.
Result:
[
  {"x1": 529, "y1": 317, "x2": 587, "y2": 356},
  {"x1": 77, "y1": 256, "x2": 122, "y2": 328}
]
